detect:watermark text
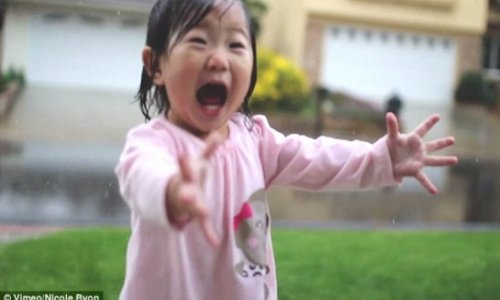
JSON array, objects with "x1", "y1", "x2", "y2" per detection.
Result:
[{"x1": 1, "y1": 292, "x2": 103, "y2": 300}]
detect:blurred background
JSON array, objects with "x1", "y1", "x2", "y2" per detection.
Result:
[{"x1": 0, "y1": 0, "x2": 499, "y2": 230}]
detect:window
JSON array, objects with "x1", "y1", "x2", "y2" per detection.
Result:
[
  {"x1": 348, "y1": 27, "x2": 357, "y2": 39},
  {"x1": 482, "y1": 35, "x2": 500, "y2": 70},
  {"x1": 363, "y1": 30, "x2": 373, "y2": 41},
  {"x1": 331, "y1": 27, "x2": 340, "y2": 37},
  {"x1": 427, "y1": 36, "x2": 436, "y2": 48},
  {"x1": 79, "y1": 13, "x2": 104, "y2": 25},
  {"x1": 42, "y1": 11, "x2": 69, "y2": 23},
  {"x1": 412, "y1": 35, "x2": 420, "y2": 47}
]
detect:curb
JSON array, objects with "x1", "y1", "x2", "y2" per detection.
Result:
[{"x1": 0, "y1": 224, "x2": 63, "y2": 244}]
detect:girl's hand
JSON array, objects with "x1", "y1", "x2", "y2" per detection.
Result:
[
  {"x1": 166, "y1": 134, "x2": 221, "y2": 247},
  {"x1": 385, "y1": 112, "x2": 458, "y2": 194}
]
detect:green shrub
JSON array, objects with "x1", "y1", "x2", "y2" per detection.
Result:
[
  {"x1": 251, "y1": 49, "x2": 310, "y2": 113},
  {"x1": 454, "y1": 71, "x2": 496, "y2": 107},
  {"x1": 0, "y1": 67, "x2": 25, "y2": 92}
]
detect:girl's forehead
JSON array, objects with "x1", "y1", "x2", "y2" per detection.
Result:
[{"x1": 201, "y1": 1, "x2": 249, "y2": 30}]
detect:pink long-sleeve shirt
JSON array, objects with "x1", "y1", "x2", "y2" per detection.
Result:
[{"x1": 115, "y1": 113, "x2": 398, "y2": 300}]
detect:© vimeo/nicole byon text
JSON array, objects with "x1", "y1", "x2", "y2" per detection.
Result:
[{"x1": 1, "y1": 292, "x2": 103, "y2": 300}]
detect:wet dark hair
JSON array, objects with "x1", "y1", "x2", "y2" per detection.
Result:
[{"x1": 138, "y1": 0, "x2": 257, "y2": 122}]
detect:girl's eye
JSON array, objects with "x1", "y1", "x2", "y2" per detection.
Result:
[
  {"x1": 189, "y1": 37, "x2": 207, "y2": 45},
  {"x1": 230, "y1": 42, "x2": 245, "y2": 49}
]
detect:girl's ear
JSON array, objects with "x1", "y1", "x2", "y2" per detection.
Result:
[{"x1": 142, "y1": 47, "x2": 164, "y2": 85}]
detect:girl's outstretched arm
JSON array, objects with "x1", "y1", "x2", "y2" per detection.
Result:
[
  {"x1": 385, "y1": 112, "x2": 458, "y2": 194},
  {"x1": 166, "y1": 134, "x2": 221, "y2": 247}
]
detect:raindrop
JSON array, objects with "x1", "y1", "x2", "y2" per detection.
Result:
[
  {"x1": 392, "y1": 219, "x2": 396, "y2": 224},
  {"x1": 475, "y1": 157, "x2": 479, "y2": 163},
  {"x1": 117, "y1": 11, "x2": 121, "y2": 16}
]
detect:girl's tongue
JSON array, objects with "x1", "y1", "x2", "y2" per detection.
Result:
[{"x1": 196, "y1": 83, "x2": 227, "y2": 115}]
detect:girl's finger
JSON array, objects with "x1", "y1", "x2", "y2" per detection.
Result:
[
  {"x1": 187, "y1": 199, "x2": 220, "y2": 247},
  {"x1": 426, "y1": 137, "x2": 456, "y2": 152},
  {"x1": 170, "y1": 185, "x2": 198, "y2": 229},
  {"x1": 415, "y1": 171, "x2": 438, "y2": 195},
  {"x1": 200, "y1": 217, "x2": 220, "y2": 247},
  {"x1": 424, "y1": 156, "x2": 459, "y2": 167},
  {"x1": 385, "y1": 112, "x2": 400, "y2": 139},
  {"x1": 413, "y1": 114, "x2": 440, "y2": 138},
  {"x1": 178, "y1": 155, "x2": 194, "y2": 182}
]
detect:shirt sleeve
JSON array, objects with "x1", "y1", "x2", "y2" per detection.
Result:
[
  {"x1": 115, "y1": 124, "x2": 178, "y2": 227},
  {"x1": 254, "y1": 115, "x2": 399, "y2": 190}
]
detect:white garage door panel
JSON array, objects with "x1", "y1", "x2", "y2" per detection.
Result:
[
  {"x1": 27, "y1": 12, "x2": 146, "y2": 90},
  {"x1": 321, "y1": 27, "x2": 456, "y2": 106}
]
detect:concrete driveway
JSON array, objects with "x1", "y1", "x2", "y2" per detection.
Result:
[
  {"x1": 0, "y1": 85, "x2": 143, "y2": 146},
  {"x1": 0, "y1": 85, "x2": 144, "y2": 226}
]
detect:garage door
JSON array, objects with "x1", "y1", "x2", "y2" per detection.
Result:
[
  {"x1": 26, "y1": 10, "x2": 146, "y2": 91},
  {"x1": 321, "y1": 26, "x2": 457, "y2": 107}
]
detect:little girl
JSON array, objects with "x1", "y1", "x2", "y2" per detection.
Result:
[{"x1": 115, "y1": 0, "x2": 458, "y2": 299}]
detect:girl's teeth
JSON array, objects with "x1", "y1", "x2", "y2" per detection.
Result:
[{"x1": 201, "y1": 104, "x2": 221, "y2": 115}]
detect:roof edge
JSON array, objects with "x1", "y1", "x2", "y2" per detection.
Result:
[{"x1": 7, "y1": 0, "x2": 153, "y2": 14}]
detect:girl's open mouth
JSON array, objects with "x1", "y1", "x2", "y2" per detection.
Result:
[{"x1": 196, "y1": 83, "x2": 227, "y2": 116}]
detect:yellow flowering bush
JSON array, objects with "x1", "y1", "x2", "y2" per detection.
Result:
[{"x1": 251, "y1": 48, "x2": 310, "y2": 112}]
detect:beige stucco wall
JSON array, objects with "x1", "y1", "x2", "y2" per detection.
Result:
[
  {"x1": 260, "y1": 0, "x2": 488, "y2": 66},
  {"x1": 259, "y1": 0, "x2": 306, "y2": 64}
]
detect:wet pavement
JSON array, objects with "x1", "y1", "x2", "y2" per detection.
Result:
[{"x1": 0, "y1": 85, "x2": 499, "y2": 238}]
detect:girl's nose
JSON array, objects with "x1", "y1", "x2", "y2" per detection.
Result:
[{"x1": 206, "y1": 49, "x2": 229, "y2": 71}]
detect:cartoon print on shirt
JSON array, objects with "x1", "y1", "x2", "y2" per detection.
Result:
[{"x1": 234, "y1": 189, "x2": 270, "y2": 299}]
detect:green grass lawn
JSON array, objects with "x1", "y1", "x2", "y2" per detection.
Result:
[{"x1": 0, "y1": 228, "x2": 499, "y2": 300}]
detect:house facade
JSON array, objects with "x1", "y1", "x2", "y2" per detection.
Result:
[
  {"x1": 0, "y1": 0, "x2": 489, "y2": 105},
  {"x1": 2, "y1": 0, "x2": 153, "y2": 91},
  {"x1": 260, "y1": 0, "x2": 488, "y2": 107}
]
